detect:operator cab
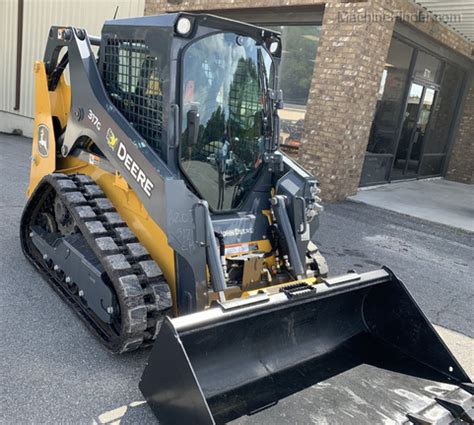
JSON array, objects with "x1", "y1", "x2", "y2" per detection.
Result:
[{"x1": 100, "y1": 13, "x2": 282, "y2": 212}]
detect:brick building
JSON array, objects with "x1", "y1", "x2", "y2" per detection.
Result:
[{"x1": 145, "y1": 0, "x2": 473, "y2": 200}]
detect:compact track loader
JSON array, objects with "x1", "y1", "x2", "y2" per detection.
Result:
[{"x1": 21, "y1": 13, "x2": 472, "y2": 424}]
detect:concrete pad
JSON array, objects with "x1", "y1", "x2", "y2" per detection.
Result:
[
  {"x1": 435, "y1": 325, "x2": 474, "y2": 379},
  {"x1": 350, "y1": 179, "x2": 474, "y2": 232}
]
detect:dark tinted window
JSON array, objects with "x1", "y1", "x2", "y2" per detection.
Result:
[
  {"x1": 424, "y1": 63, "x2": 464, "y2": 154},
  {"x1": 267, "y1": 25, "x2": 320, "y2": 154},
  {"x1": 414, "y1": 51, "x2": 442, "y2": 84},
  {"x1": 361, "y1": 38, "x2": 414, "y2": 186},
  {"x1": 367, "y1": 38, "x2": 413, "y2": 156}
]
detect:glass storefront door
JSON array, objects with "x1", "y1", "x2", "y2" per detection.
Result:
[
  {"x1": 411, "y1": 87, "x2": 436, "y2": 171},
  {"x1": 361, "y1": 36, "x2": 466, "y2": 186},
  {"x1": 392, "y1": 84, "x2": 437, "y2": 180}
]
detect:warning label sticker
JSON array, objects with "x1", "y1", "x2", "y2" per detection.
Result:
[{"x1": 225, "y1": 242, "x2": 258, "y2": 256}]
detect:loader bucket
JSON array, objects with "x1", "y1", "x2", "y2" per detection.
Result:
[{"x1": 140, "y1": 268, "x2": 472, "y2": 424}]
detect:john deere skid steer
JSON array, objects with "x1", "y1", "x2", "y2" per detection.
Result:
[{"x1": 21, "y1": 13, "x2": 472, "y2": 424}]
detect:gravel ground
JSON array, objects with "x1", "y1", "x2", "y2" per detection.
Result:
[{"x1": 1, "y1": 134, "x2": 472, "y2": 424}]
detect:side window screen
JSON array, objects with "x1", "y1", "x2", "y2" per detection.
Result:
[{"x1": 103, "y1": 40, "x2": 164, "y2": 156}]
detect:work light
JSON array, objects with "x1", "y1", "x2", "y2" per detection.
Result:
[
  {"x1": 269, "y1": 40, "x2": 279, "y2": 54},
  {"x1": 176, "y1": 17, "x2": 192, "y2": 36}
]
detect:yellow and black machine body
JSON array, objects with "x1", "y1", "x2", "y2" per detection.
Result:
[{"x1": 21, "y1": 13, "x2": 472, "y2": 424}]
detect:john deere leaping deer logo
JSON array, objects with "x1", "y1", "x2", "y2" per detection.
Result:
[
  {"x1": 37, "y1": 124, "x2": 49, "y2": 158},
  {"x1": 106, "y1": 128, "x2": 118, "y2": 150}
]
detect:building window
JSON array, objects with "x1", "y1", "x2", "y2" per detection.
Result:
[
  {"x1": 419, "y1": 63, "x2": 464, "y2": 177},
  {"x1": 361, "y1": 38, "x2": 414, "y2": 185},
  {"x1": 267, "y1": 25, "x2": 321, "y2": 154},
  {"x1": 413, "y1": 51, "x2": 442, "y2": 84}
]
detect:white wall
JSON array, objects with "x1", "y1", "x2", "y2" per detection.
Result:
[
  {"x1": 0, "y1": 0, "x2": 145, "y2": 137},
  {"x1": 0, "y1": 0, "x2": 19, "y2": 129}
]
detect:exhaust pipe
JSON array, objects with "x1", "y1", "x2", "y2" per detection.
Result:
[{"x1": 139, "y1": 268, "x2": 471, "y2": 424}]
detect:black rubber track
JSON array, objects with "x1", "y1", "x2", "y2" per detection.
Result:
[{"x1": 20, "y1": 173, "x2": 172, "y2": 353}]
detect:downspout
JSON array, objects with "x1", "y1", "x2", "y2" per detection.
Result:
[{"x1": 14, "y1": 0, "x2": 24, "y2": 111}]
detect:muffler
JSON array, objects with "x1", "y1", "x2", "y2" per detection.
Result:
[{"x1": 139, "y1": 268, "x2": 472, "y2": 424}]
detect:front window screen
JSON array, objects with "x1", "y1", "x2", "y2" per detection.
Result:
[{"x1": 180, "y1": 33, "x2": 273, "y2": 211}]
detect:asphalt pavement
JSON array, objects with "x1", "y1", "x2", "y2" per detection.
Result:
[{"x1": 1, "y1": 134, "x2": 473, "y2": 424}]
